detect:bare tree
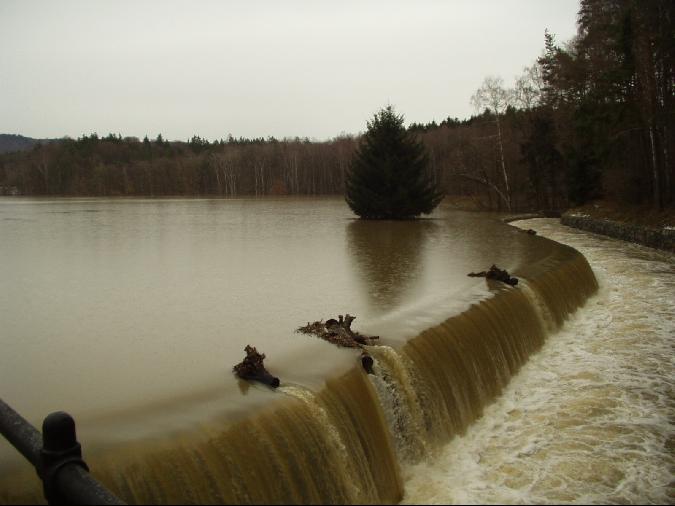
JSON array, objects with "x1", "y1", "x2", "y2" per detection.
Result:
[
  {"x1": 471, "y1": 76, "x2": 513, "y2": 210},
  {"x1": 513, "y1": 64, "x2": 543, "y2": 111}
]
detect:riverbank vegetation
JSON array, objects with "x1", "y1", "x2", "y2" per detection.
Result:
[{"x1": 0, "y1": 0, "x2": 672, "y2": 212}]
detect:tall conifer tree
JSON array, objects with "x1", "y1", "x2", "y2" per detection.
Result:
[{"x1": 345, "y1": 106, "x2": 443, "y2": 219}]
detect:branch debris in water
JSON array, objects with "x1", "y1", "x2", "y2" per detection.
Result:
[
  {"x1": 468, "y1": 264, "x2": 519, "y2": 286},
  {"x1": 297, "y1": 314, "x2": 379, "y2": 348}
]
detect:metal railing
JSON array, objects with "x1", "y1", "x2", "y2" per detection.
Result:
[{"x1": 0, "y1": 398, "x2": 125, "y2": 505}]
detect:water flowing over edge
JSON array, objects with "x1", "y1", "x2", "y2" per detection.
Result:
[
  {"x1": 403, "y1": 219, "x2": 675, "y2": 505},
  {"x1": 0, "y1": 232, "x2": 598, "y2": 505}
]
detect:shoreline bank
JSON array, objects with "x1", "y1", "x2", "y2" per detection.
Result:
[{"x1": 561, "y1": 212, "x2": 675, "y2": 253}]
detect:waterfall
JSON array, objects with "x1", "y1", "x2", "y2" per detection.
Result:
[
  {"x1": 367, "y1": 243, "x2": 597, "y2": 463},
  {"x1": 0, "y1": 242, "x2": 598, "y2": 505}
]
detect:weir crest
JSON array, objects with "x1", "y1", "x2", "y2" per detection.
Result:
[{"x1": 0, "y1": 238, "x2": 598, "y2": 505}]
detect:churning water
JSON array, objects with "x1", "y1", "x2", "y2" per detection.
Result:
[{"x1": 404, "y1": 219, "x2": 675, "y2": 504}]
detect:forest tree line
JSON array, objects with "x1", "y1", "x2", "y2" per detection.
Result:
[{"x1": 1, "y1": 0, "x2": 672, "y2": 210}]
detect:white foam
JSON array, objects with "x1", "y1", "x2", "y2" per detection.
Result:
[{"x1": 402, "y1": 218, "x2": 675, "y2": 504}]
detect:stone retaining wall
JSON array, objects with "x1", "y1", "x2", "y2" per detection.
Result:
[{"x1": 561, "y1": 213, "x2": 675, "y2": 253}]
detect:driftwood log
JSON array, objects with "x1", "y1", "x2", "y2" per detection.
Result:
[
  {"x1": 297, "y1": 314, "x2": 378, "y2": 374},
  {"x1": 233, "y1": 345, "x2": 280, "y2": 388},
  {"x1": 468, "y1": 264, "x2": 519, "y2": 286},
  {"x1": 297, "y1": 314, "x2": 379, "y2": 348}
]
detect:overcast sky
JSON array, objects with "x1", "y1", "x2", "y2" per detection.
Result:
[{"x1": 1, "y1": 0, "x2": 580, "y2": 142}]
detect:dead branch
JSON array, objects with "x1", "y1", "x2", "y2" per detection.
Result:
[{"x1": 468, "y1": 264, "x2": 519, "y2": 286}]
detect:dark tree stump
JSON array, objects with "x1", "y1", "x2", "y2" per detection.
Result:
[
  {"x1": 468, "y1": 264, "x2": 519, "y2": 286},
  {"x1": 233, "y1": 345, "x2": 280, "y2": 388}
]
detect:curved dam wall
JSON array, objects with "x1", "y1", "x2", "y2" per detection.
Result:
[{"x1": 0, "y1": 233, "x2": 598, "y2": 505}]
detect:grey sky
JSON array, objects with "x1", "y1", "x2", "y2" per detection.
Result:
[{"x1": 1, "y1": 0, "x2": 579, "y2": 142}]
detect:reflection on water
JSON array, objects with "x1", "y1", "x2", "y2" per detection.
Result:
[{"x1": 347, "y1": 220, "x2": 438, "y2": 313}]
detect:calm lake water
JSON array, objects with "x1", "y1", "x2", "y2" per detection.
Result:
[{"x1": 0, "y1": 197, "x2": 547, "y2": 471}]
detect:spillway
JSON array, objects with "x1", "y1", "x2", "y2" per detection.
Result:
[{"x1": 1, "y1": 223, "x2": 600, "y2": 505}]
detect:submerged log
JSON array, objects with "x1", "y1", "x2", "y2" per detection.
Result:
[
  {"x1": 468, "y1": 264, "x2": 519, "y2": 286},
  {"x1": 297, "y1": 314, "x2": 379, "y2": 349},
  {"x1": 233, "y1": 345, "x2": 280, "y2": 388}
]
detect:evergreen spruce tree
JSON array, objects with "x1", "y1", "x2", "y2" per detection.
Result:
[{"x1": 345, "y1": 106, "x2": 443, "y2": 219}]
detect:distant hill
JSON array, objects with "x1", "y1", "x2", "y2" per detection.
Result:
[{"x1": 0, "y1": 134, "x2": 56, "y2": 154}]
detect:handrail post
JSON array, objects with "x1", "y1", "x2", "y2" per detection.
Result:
[
  {"x1": 0, "y1": 399, "x2": 125, "y2": 505},
  {"x1": 39, "y1": 412, "x2": 91, "y2": 505}
]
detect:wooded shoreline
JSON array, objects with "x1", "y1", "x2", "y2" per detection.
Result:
[{"x1": 2, "y1": 1, "x2": 672, "y2": 213}]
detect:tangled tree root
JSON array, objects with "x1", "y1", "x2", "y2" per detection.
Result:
[
  {"x1": 468, "y1": 264, "x2": 519, "y2": 286},
  {"x1": 297, "y1": 314, "x2": 378, "y2": 374},
  {"x1": 297, "y1": 314, "x2": 379, "y2": 348}
]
